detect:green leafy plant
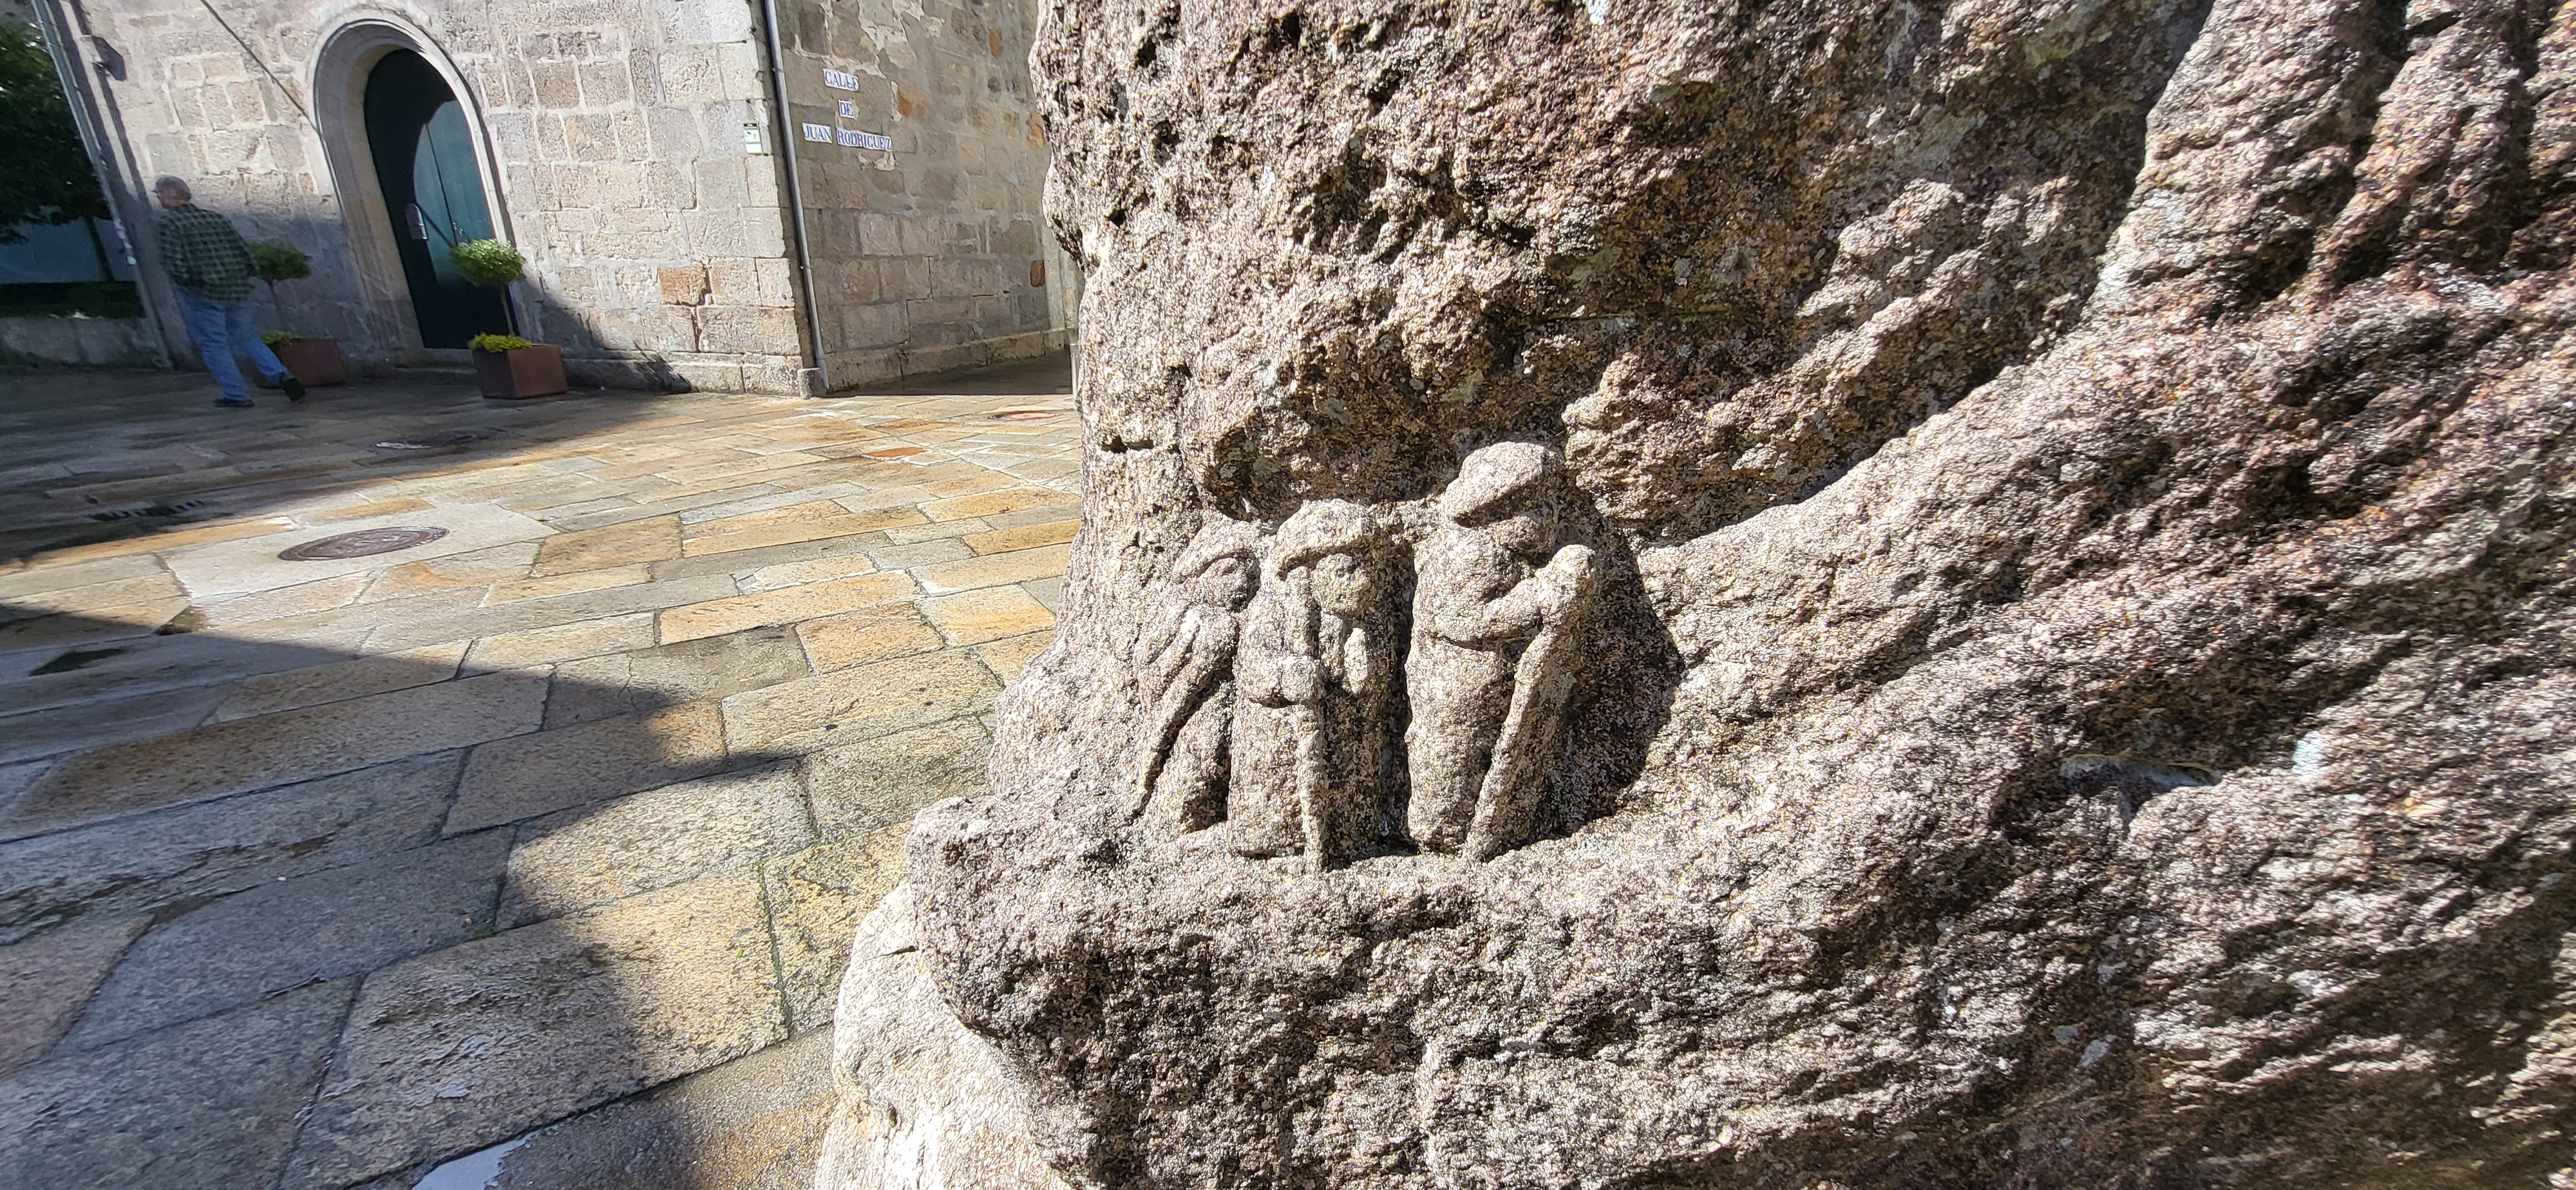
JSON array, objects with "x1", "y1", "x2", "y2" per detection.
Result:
[
  {"x1": 452, "y1": 239, "x2": 529, "y2": 340},
  {"x1": 469, "y1": 332, "x2": 533, "y2": 353},
  {"x1": 260, "y1": 329, "x2": 301, "y2": 346},
  {"x1": 450, "y1": 239, "x2": 524, "y2": 287},
  {"x1": 248, "y1": 240, "x2": 314, "y2": 336},
  {"x1": 249, "y1": 241, "x2": 310, "y2": 283}
]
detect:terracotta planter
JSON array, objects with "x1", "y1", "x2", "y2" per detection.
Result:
[
  {"x1": 270, "y1": 337, "x2": 347, "y2": 386},
  {"x1": 471, "y1": 344, "x2": 567, "y2": 400}
]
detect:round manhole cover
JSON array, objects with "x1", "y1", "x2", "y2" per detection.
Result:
[
  {"x1": 990, "y1": 410, "x2": 1059, "y2": 421},
  {"x1": 279, "y1": 526, "x2": 450, "y2": 561}
]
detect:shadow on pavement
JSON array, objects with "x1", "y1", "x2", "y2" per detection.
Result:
[{"x1": 0, "y1": 353, "x2": 1072, "y2": 1189}]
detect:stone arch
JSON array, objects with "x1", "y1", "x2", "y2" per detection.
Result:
[{"x1": 308, "y1": 14, "x2": 518, "y2": 359}]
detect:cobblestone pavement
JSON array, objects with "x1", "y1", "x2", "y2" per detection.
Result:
[{"x1": 0, "y1": 356, "x2": 1079, "y2": 1189}]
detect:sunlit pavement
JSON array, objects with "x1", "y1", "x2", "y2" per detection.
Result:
[{"x1": 0, "y1": 355, "x2": 1078, "y2": 1189}]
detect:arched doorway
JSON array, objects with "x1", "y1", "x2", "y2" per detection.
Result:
[{"x1": 363, "y1": 50, "x2": 507, "y2": 348}]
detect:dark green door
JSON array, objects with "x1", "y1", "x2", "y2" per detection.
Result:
[{"x1": 363, "y1": 50, "x2": 506, "y2": 348}]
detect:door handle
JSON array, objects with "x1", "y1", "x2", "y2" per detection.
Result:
[{"x1": 407, "y1": 203, "x2": 429, "y2": 241}]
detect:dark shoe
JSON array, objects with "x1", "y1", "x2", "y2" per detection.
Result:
[
  {"x1": 214, "y1": 398, "x2": 254, "y2": 408},
  {"x1": 280, "y1": 375, "x2": 307, "y2": 402}
]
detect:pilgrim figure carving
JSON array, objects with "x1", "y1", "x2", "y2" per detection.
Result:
[
  {"x1": 1224, "y1": 500, "x2": 1403, "y2": 871},
  {"x1": 1128, "y1": 516, "x2": 1263, "y2": 831},
  {"x1": 1406, "y1": 442, "x2": 1602, "y2": 859}
]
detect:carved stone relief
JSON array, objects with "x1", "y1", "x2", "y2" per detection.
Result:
[
  {"x1": 855, "y1": 0, "x2": 2576, "y2": 1182},
  {"x1": 1403, "y1": 442, "x2": 1602, "y2": 859},
  {"x1": 1126, "y1": 442, "x2": 1604, "y2": 870}
]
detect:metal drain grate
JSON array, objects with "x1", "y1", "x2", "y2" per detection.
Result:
[
  {"x1": 373, "y1": 429, "x2": 493, "y2": 451},
  {"x1": 279, "y1": 525, "x2": 451, "y2": 560},
  {"x1": 89, "y1": 499, "x2": 214, "y2": 522}
]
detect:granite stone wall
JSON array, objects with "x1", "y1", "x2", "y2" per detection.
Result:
[
  {"x1": 54, "y1": 0, "x2": 1063, "y2": 393},
  {"x1": 770, "y1": 0, "x2": 1066, "y2": 384}
]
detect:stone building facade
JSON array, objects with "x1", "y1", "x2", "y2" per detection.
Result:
[{"x1": 39, "y1": 0, "x2": 1070, "y2": 393}]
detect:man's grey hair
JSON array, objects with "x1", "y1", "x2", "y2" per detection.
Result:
[{"x1": 152, "y1": 176, "x2": 191, "y2": 200}]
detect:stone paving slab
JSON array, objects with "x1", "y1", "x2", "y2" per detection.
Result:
[
  {"x1": 62, "y1": 831, "x2": 512, "y2": 1050},
  {"x1": 795, "y1": 601, "x2": 947, "y2": 672},
  {"x1": 0, "y1": 358, "x2": 1076, "y2": 1189},
  {"x1": 543, "y1": 626, "x2": 810, "y2": 728},
  {"x1": 212, "y1": 641, "x2": 471, "y2": 722},
  {"x1": 282, "y1": 875, "x2": 788, "y2": 1190},
  {"x1": 413, "y1": 1028, "x2": 835, "y2": 1190},
  {"x1": 0, "y1": 680, "x2": 236, "y2": 766},
  {"x1": 0, "y1": 912, "x2": 144, "y2": 1076},
  {"x1": 718, "y1": 648, "x2": 1002, "y2": 756},
  {"x1": 496, "y1": 762, "x2": 812, "y2": 929},
  {"x1": 765, "y1": 830, "x2": 913, "y2": 1029},
  {"x1": 4, "y1": 670, "x2": 549, "y2": 840},
  {"x1": 802, "y1": 718, "x2": 994, "y2": 842},
  {"x1": 0, "y1": 980, "x2": 354, "y2": 1190},
  {"x1": 168, "y1": 504, "x2": 556, "y2": 598},
  {"x1": 448, "y1": 701, "x2": 732, "y2": 833},
  {"x1": 0, "y1": 753, "x2": 462, "y2": 945}
]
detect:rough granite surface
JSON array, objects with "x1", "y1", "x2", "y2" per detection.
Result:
[
  {"x1": 835, "y1": 0, "x2": 2576, "y2": 1184},
  {"x1": 815, "y1": 886, "x2": 1073, "y2": 1190}
]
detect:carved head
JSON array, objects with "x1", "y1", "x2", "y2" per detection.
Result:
[
  {"x1": 1440, "y1": 440, "x2": 1562, "y2": 559},
  {"x1": 1305, "y1": 551, "x2": 1380, "y2": 618},
  {"x1": 1269, "y1": 499, "x2": 1394, "y2": 616},
  {"x1": 1193, "y1": 552, "x2": 1256, "y2": 611},
  {"x1": 1168, "y1": 516, "x2": 1264, "y2": 610}
]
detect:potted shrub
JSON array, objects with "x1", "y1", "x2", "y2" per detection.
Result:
[
  {"x1": 467, "y1": 332, "x2": 565, "y2": 399},
  {"x1": 450, "y1": 238, "x2": 563, "y2": 399},
  {"x1": 249, "y1": 241, "x2": 346, "y2": 386}
]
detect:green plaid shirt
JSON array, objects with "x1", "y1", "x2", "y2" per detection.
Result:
[{"x1": 156, "y1": 205, "x2": 256, "y2": 303}]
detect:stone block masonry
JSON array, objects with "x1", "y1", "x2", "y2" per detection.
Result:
[
  {"x1": 773, "y1": 0, "x2": 1064, "y2": 385},
  {"x1": 61, "y1": 0, "x2": 1068, "y2": 393}
]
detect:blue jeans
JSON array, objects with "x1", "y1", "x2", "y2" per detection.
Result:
[{"x1": 175, "y1": 289, "x2": 289, "y2": 402}]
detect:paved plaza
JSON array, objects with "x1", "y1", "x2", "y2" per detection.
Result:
[{"x1": 0, "y1": 357, "x2": 1080, "y2": 1189}]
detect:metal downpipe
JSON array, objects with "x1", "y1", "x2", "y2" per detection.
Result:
[{"x1": 757, "y1": 0, "x2": 829, "y2": 396}]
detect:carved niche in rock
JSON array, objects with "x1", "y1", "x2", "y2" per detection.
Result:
[{"x1": 1125, "y1": 441, "x2": 1605, "y2": 870}]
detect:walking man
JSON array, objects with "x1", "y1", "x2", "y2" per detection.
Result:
[{"x1": 153, "y1": 176, "x2": 302, "y2": 407}]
